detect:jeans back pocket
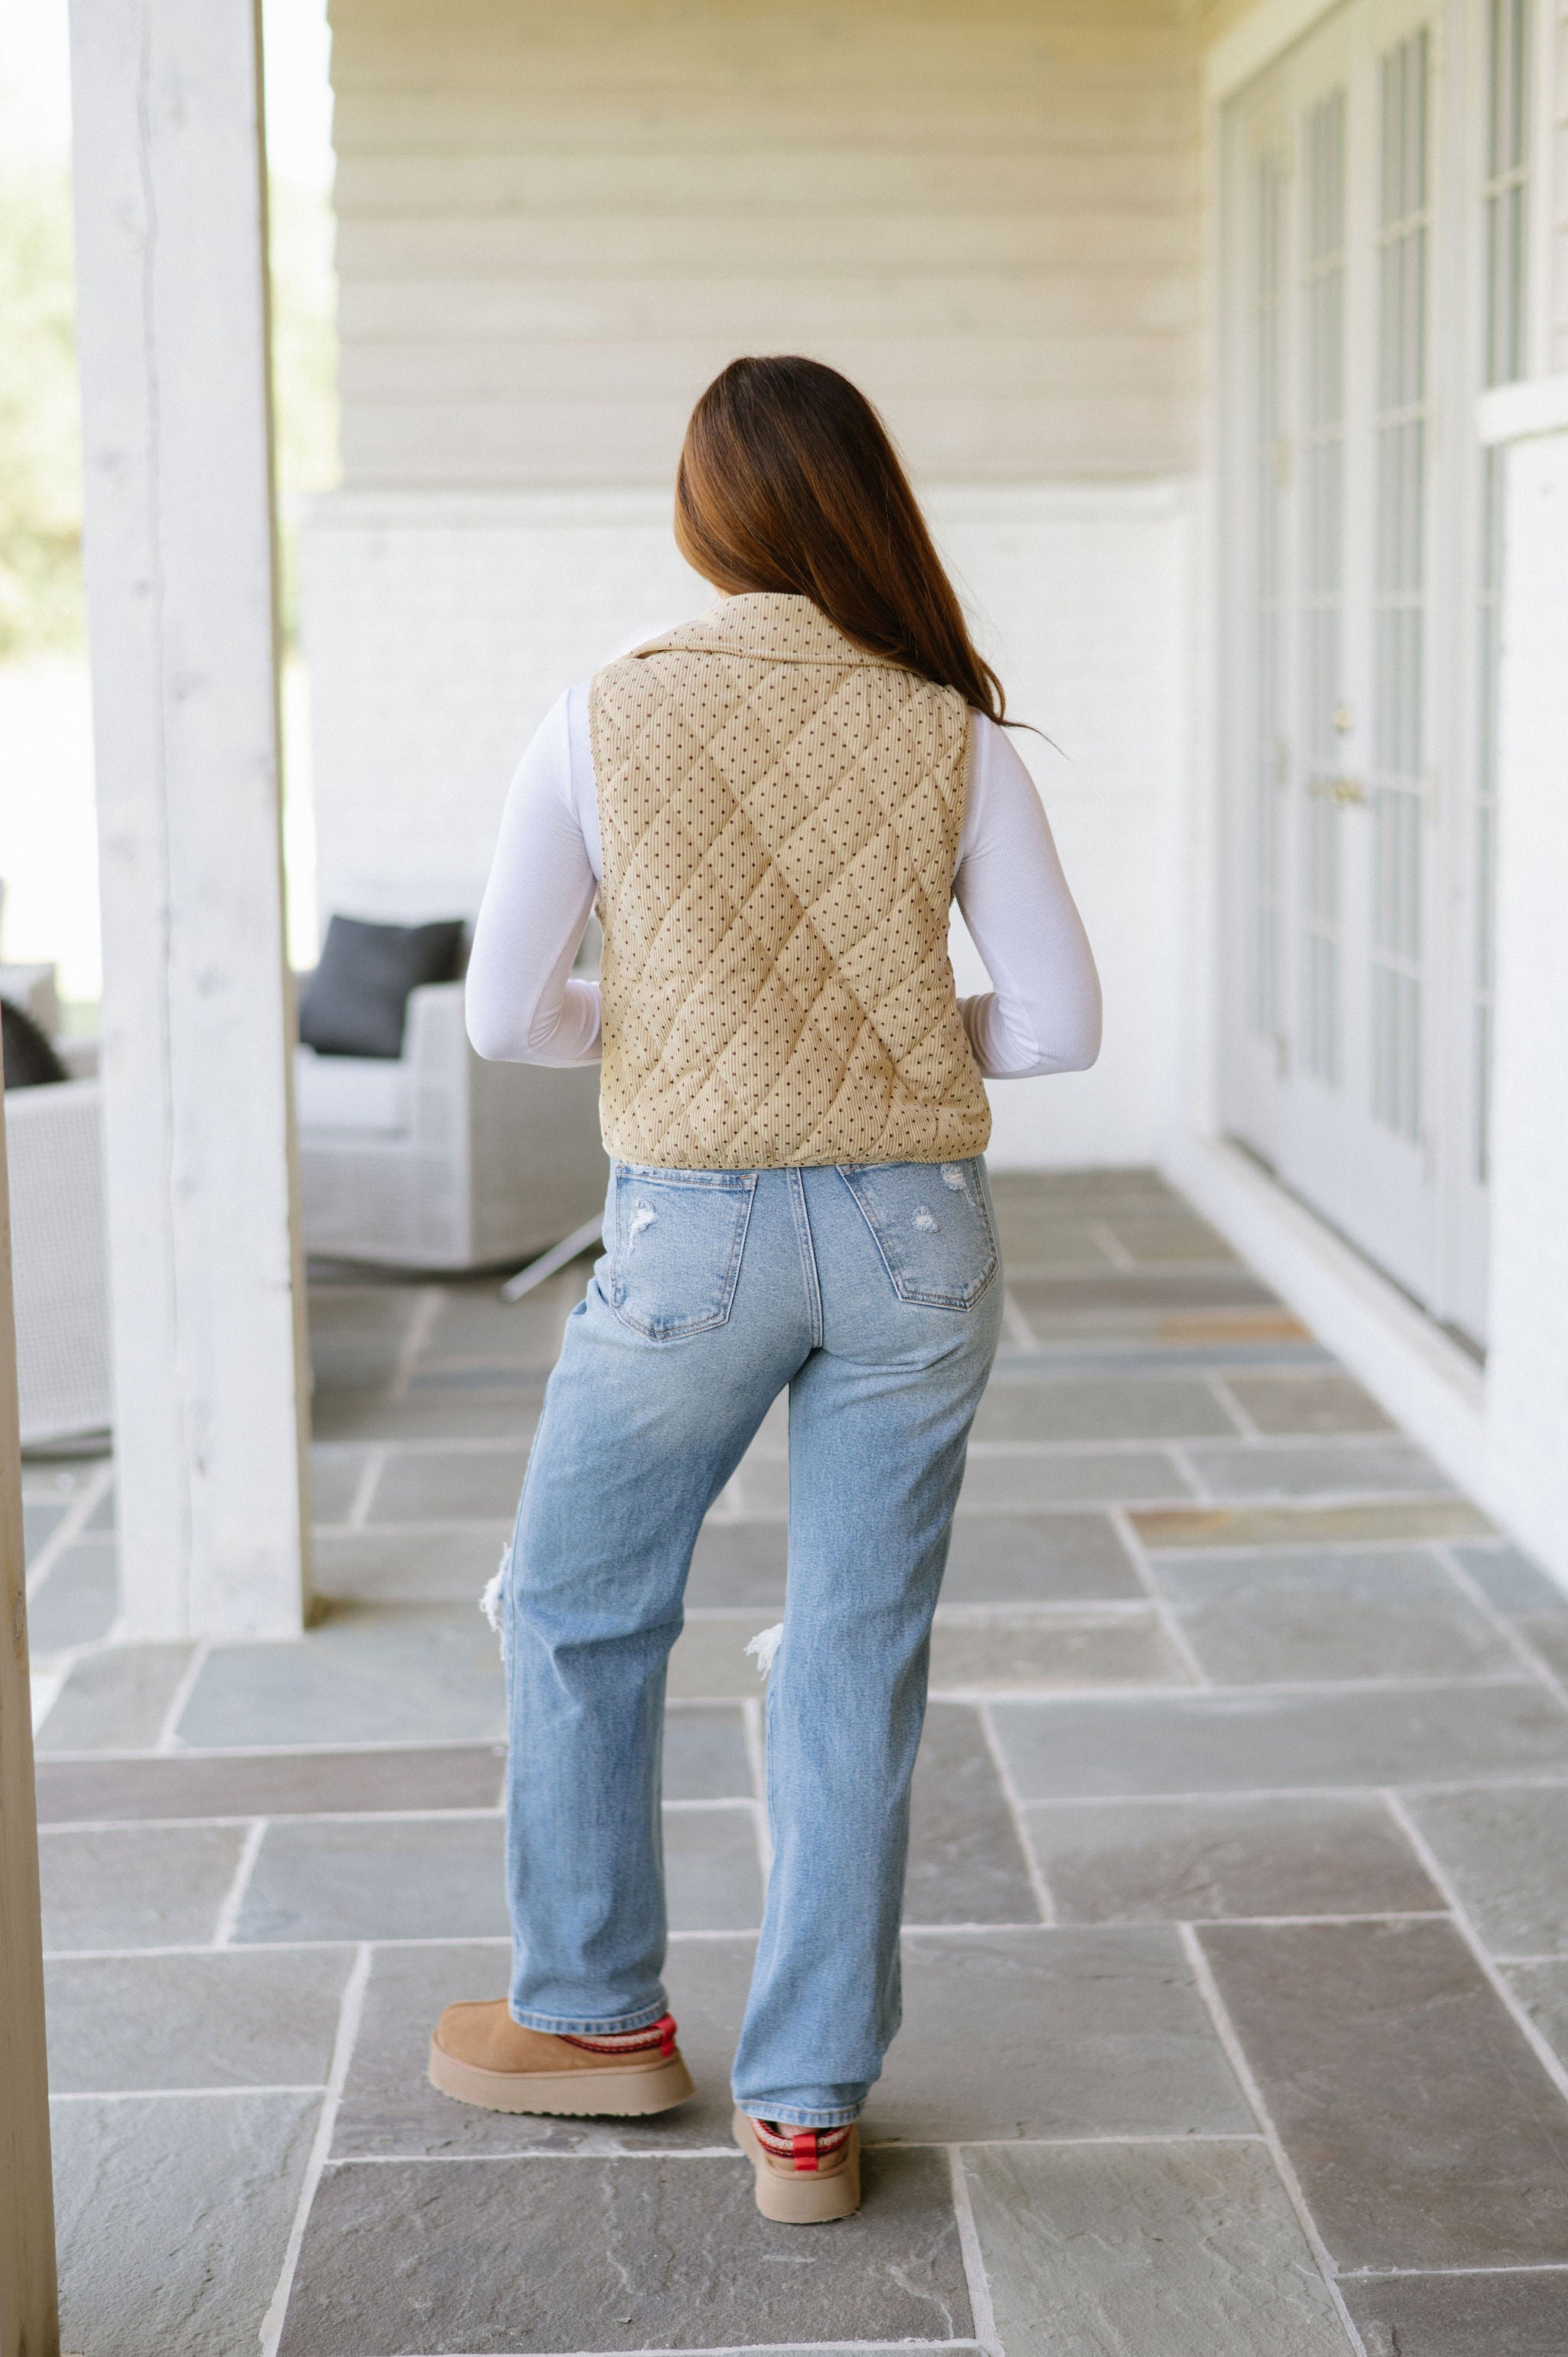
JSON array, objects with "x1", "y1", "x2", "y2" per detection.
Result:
[
  {"x1": 608, "y1": 1166, "x2": 757, "y2": 1340},
  {"x1": 838, "y1": 1158, "x2": 999, "y2": 1309}
]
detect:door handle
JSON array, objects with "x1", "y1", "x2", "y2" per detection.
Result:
[{"x1": 1309, "y1": 775, "x2": 1367, "y2": 805}]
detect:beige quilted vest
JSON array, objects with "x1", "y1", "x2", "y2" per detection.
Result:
[{"x1": 590, "y1": 593, "x2": 991, "y2": 1170}]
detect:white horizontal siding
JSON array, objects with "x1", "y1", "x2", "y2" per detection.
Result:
[{"x1": 326, "y1": 0, "x2": 1200, "y2": 487}]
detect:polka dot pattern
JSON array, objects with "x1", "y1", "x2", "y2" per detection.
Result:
[{"x1": 590, "y1": 592, "x2": 993, "y2": 1172}]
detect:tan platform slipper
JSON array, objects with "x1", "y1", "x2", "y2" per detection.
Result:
[
  {"x1": 733, "y1": 2105, "x2": 862, "y2": 2223},
  {"x1": 428, "y1": 2002, "x2": 695, "y2": 2117}
]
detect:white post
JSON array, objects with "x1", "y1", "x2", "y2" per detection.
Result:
[
  {"x1": 1479, "y1": 375, "x2": 1568, "y2": 1593},
  {"x1": 0, "y1": 1093, "x2": 61, "y2": 2357},
  {"x1": 67, "y1": 0, "x2": 312, "y2": 1638}
]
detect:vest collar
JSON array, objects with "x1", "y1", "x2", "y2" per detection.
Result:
[{"x1": 632, "y1": 592, "x2": 901, "y2": 669}]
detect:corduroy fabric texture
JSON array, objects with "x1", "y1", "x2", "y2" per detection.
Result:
[{"x1": 590, "y1": 592, "x2": 991, "y2": 1171}]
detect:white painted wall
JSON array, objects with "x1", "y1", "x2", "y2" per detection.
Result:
[
  {"x1": 302, "y1": 482, "x2": 1194, "y2": 1169},
  {"x1": 301, "y1": 0, "x2": 1204, "y2": 1169}
]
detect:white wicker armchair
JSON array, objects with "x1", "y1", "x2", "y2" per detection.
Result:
[{"x1": 293, "y1": 979, "x2": 608, "y2": 1270}]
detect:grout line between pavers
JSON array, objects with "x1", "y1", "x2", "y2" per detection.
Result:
[
  {"x1": 211, "y1": 1819, "x2": 268, "y2": 1947},
  {"x1": 1163, "y1": 1440, "x2": 1212, "y2": 1505},
  {"x1": 1084, "y1": 1221, "x2": 1136, "y2": 1273},
  {"x1": 946, "y1": 2147, "x2": 1002, "y2": 2357},
  {"x1": 259, "y1": 1941, "x2": 372, "y2": 2357},
  {"x1": 998, "y1": 1288, "x2": 1037, "y2": 1352},
  {"x1": 153, "y1": 1642, "x2": 211, "y2": 1753},
  {"x1": 347, "y1": 1446, "x2": 390, "y2": 1530},
  {"x1": 1205, "y1": 1372, "x2": 1258, "y2": 1438},
  {"x1": 976, "y1": 1702, "x2": 1054, "y2": 1925},
  {"x1": 1178, "y1": 1923, "x2": 1370, "y2": 2356},
  {"x1": 24, "y1": 1459, "x2": 116, "y2": 1603},
  {"x1": 1381, "y1": 1790, "x2": 1568, "y2": 2113},
  {"x1": 390, "y1": 1286, "x2": 446, "y2": 1401},
  {"x1": 51, "y1": 2083, "x2": 328, "y2": 2103},
  {"x1": 1106, "y1": 1507, "x2": 1211, "y2": 1688},
  {"x1": 1338, "y1": 2261, "x2": 1568, "y2": 2279},
  {"x1": 1435, "y1": 1542, "x2": 1568, "y2": 1717}
]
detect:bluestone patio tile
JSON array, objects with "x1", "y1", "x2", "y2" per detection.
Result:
[
  {"x1": 662, "y1": 1703, "x2": 752, "y2": 1799},
  {"x1": 46, "y1": 1947, "x2": 353, "y2": 2091},
  {"x1": 907, "y1": 1702, "x2": 1040, "y2": 1924},
  {"x1": 366, "y1": 1448, "x2": 528, "y2": 1523},
  {"x1": 332, "y1": 1935, "x2": 757, "y2": 2158},
  {"x1": 667, "y1": 1613, "x2": 776, "y2": 1699},
  {"x1": 35, "y1": 1641, "x2": 194, "y2": 1753},
  {"x1": 1514, "y1": 1613, "x2": 1568, "y2": 1685},
  {"x1": 311, "y1": 1523, "x2": 511, "y2": 1604},
  {"x1": 1132, "y1": 1498, "x2": 1494, "y2": 1549},
  {"x1": 663, "y1": 1805, "x2": 765, "y2": 1930},
  {"x1": 1406, "y1": 1784, "x2": 1568, "y2": 1954},
  {"x1": 1342, "y1": 2270, "x2": 1568, "y2": 2356},
  {"x1": 310, "y1": 1388, "x2": 542, "y2": 1444},
  {"x1": 958, "y1": 1447, "x2": 1192, "y2": 1508},
  {"x1": 988, "y1": 1214, "x2": 1119, "y2": 1268},
  {"x1": 41, "y1": 1823, "x2": 250, "y2": 1951},
  {"x1": 419, "y1": 1281, "x2": 577, "y2": 1367},
  {"x1": 865, "y1": 1927, "x2": 1251, "y2": 2142},
  {"x1": 1223, "y1": 1370, "x2": 1395, "y2": 1434},
  {"x1": 1011, "y1": 1269, "x2": 1278, "y2": 1322},
  {"x1": 730, "y1": 1453, "x2": 789, "y2": 1512},
  {"x1": 686, "y1": 1517, "x2": 788, "y2": 1607},
  {"x1": 963, "y1": 2139, "x2": 1346, "y2": 2357},
  {"x1": 1501, "y1": 1963, "x2": 1568, "y2": 2063},
  {"x1": 279, "y1": 2149, "x2": 970, "y2": 2354},
  {"x1": 989, "y1": 1683, "x2": 1568, "y2": 1800},
  {"x1": 174, "y1": 1604, "x2": 505, "y2": 1747},
  {"x1": 34, "y1": 1741, "x2": 507, "y2": 1824},
  {"x1": 26, "y1": 1537, "x2": 119, "y2": 1653},
  {"x1": 1198, "y1": 1917, "x2": 1568, "y2": 2268},
  {"x1": 929, "y1": 1608, "x2": 1191, "y2": 1690},
  {"x1": 54, "y1": 2092, "x2": 320, "y2": 2357},
  {"x1": 1184, "y1": 1439, "x2": 1452, "y2": 1500},
  {"x1": 83, "y1": 1480, "x2": 116, "y2": 1530},
  {"x1": 237, "y1": 1815, "x2": 507, "y2": 1943},
  {"x1": 972, "y1": 1376, "x2": 1237, "y2": 1443},
  {"x1": 308, "y1": 1293, "x2": 416, "y2": 1390},
  {"x1": 306, "y1": 1447, "x2": 371, "y2": 1525},
  {"x1": 1152, "y1": 1547, "x2": 1516, "y2": 1684},
  {"x1": 942, "y1": 1508, "x2": 1136, "y2": 1603},
  {"x1": 1024, "y1": 1792, "x2": 1444, "y2": 1924},
  {"x1": 942, "y1": 1509, "x2": 1145, "y2": 1603},
  {"x1": 1452, "y1": 1541, "x2": 1565, "y2": 1613},
  {"x1": 1095, "y1": 1211, "x2": 1240, "y2": 1263},
  {"x1": 22, "y1": 1499, "x2": 67, "y2": 1560}
]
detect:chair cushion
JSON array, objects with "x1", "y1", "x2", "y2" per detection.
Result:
[
  {"x1": 294, "y1": 1047, "x2": 411, "y2": 1136},
  {"x1": 2, "y1": 998, "x2": 69, "y2": 1089},
  {"x1": 298, "y1": 915, "x2": 465, "y2": 1059}
]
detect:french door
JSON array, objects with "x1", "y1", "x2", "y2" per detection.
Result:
[{"x1": 1219, "y1": 0, "x2": 1532, "y2": 1346}]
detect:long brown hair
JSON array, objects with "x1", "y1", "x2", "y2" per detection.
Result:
[{"x1": 674, "y1": 355, "x2": 1010, "y2": 724}]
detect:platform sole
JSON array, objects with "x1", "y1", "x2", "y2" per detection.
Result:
[
  {"x1": 428, "y1": 2038, "x2": 696, "y2": 2117},
  {"x1": 732, "y1": 2107, "x2": 862, "y2": 2222}
]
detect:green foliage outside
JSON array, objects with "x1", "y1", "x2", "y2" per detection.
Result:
[
  {"x1": 0, "y1": 161, "x2": 338, "y2": 662},
  {"x1": 0, "y1": 165, "x2": 83, "y2": 659}
]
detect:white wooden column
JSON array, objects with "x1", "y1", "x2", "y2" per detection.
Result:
[
  {"x1": 67, "y1": 0, "x2": 312, "y2": 1638},
  {"x1": 0, "y1": 1093, "x2": 60, "y2": 2357},
  {"x1": 1479, "y1": 374, "x2": 1568, "y2": 1592}
]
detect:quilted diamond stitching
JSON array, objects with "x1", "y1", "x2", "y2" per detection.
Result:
[{"x1": 591, "y1": 594, "x2": 991, "y2": 1170}]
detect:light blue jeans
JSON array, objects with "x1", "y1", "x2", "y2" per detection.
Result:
[{"x1": 501, "y1": 1156, "x2": 1003, "y2": 2127}]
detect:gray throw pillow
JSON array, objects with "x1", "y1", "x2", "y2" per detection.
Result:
[
  {"x1": 298, "y1": 915, "x2": 465, "y2": 1060},
  {"x1": 2, "y1": 999, "x2": 69, "y2": 1090}
]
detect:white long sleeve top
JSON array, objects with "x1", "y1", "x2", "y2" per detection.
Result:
[{"x1": 466, "y1": 684, "x2": 1102, "y2": 1082}]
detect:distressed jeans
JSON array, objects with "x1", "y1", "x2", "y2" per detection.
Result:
[{"x1": 500, "y1": 1156, "x2": 1003, "y2": 2128}]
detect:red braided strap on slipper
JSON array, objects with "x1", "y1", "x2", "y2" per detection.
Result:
[
  {"x1": 754, "y1": 2119, "x2": 854, "y2": 2173},
  {"x1": 561, "y1": 2012, "x2": 677, "y2": 2059}
]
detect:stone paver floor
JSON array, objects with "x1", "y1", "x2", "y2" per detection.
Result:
[{"x1": 25, "y1": 1169, "x2": 1568, "y2": 2355}]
